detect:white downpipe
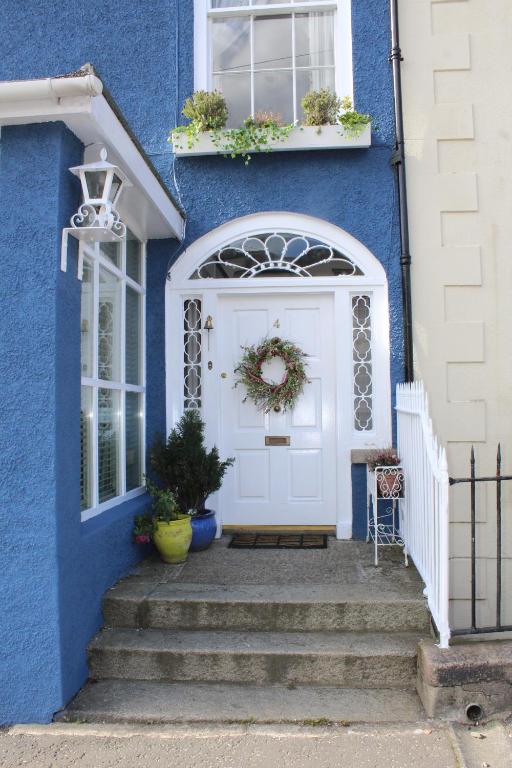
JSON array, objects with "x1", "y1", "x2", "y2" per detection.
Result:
[{"x1": 396, "y1": 381, "x2": 450, "y2": 648}]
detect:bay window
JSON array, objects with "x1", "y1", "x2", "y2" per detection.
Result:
[
  {"x1": 80, "y1": 231, "x2": 145, "y2": 521},
  {"x1": 195, "y1": 0, "x2": 352, "y2": 126}
]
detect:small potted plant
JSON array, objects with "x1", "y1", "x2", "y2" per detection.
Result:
[
  {"x1": 367, "y1": 448, "x2": 403, "y2": 498},
  {"x1": 134, "y1": 480, "x2": 192, "y2": 564},
  {"x1": 171, "y1": 90, "x2": 228, "y2": 150},
  {"x1": 301, "y1": 88, "x2": 341, "y2": 126},
  {"x1": 150, "y1": 410, "x2": 235, "y2": 551}
]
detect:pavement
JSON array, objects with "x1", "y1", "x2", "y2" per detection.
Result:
[{"x1": 3, "y1": 719, "x2": 512, "y2": 768}]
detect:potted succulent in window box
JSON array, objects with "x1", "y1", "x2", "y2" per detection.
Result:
[
  {"x1": 134, "y1": 481, "x2": 192, "y2": 564},
  {"x1": 367, "y1": 449, "x2": 404, "y2": 499},
  {"x1": 150, "y1": 410, "x2": 235, "y2": 551}
]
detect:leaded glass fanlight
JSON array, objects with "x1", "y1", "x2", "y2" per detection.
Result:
[{"x1": 190, "y1": 232, "x2": 364, "y2": 279}]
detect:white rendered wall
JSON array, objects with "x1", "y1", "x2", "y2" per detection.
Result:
[{"x1": 400, "y1": 0, "x2": 512, "y2": 630}]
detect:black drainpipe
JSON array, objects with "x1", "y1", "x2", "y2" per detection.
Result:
[{"x1": 389, "y1": 0, "x2": 414, "y2": 382}]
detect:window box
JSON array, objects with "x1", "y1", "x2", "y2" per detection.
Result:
[{"x1": 171, "y1": 123, "x2": 371, "y2": 158}]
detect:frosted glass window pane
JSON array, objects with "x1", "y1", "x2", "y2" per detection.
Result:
[
  {"x1": 295, "y1": 12, "x2": 334, "y2": 68},
  {"x1": 126, "y1": 230, "x2": 142, "y2": 283},
  {"x1": 254, "y1": 15, "x2": 292, "y2": 70},
  {"x1": 126, "y1": 392, "x2": 142, "y2": 491},
  {"x1": 125, "y1": 287, "x2": 141, "y2": 385},
  {"x1": 211, "y1": 0, "x2": 245, "y2": 7},
  {"x1": 98, "y1": 266, "x2": 122, "y2": 381},
  {"x1": 80, "y1": 386, "x2": 93, "y2": 511},
  {"x1": 98, "y1": 388, "x2": 120, "y2": 503},
  {"x1": 80, "y1": 257, "x2": 94, "y2": 378},
  {"x1": 296, "y1": 67, "x2": 335, "y2": 121},
  {"x1": 100, "y1": 241, "x2": 120, "y2": 267},
  {"x1": 254, "y1": 70, "x2": 293, "y2": 123},
  {"x1": 212, "y1": 17, "x2": 250, "y2": 72},
  {"x1": 213, "y1": 73, "x2": 251, "y2": 127}
]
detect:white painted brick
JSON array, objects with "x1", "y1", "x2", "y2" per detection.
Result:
[
  {"x1": 432, "y1": 34, "x2": 471, "y2": 70},
  {"x1": 442, "y1": 322, "x2": 484, "y2": 362},
  {"x1": 438, "y1": 173, "x2": 478, "y2": 211},
  {"x1": 432, "y1": 103, "x2": 474, "y2": 139},
  {"x1": 439, "y1": 246, "x2": 481, "y2": 285}
]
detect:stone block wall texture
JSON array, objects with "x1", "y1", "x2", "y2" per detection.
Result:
[
  {"x1": 400, "y1": 0, "x2": 512, "y2": 629},
  {"x1": 0, "y1": 0, "x2": 402, "y2": 721}
]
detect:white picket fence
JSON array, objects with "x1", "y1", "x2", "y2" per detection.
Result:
[{"x1": 396, "y1": 381, "x2": 451, "y2": 647}]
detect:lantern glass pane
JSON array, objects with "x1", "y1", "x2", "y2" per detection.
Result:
[
  {"x1": 85, "y1": 170, "x2": 107, "y2": 200},
  {"x1": 110, "y1": 173, "x2": 122, "y2": 202}
]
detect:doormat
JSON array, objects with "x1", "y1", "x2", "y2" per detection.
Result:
[{"x1": 229, "y1": 533, "x2": 328, "y2": 550}]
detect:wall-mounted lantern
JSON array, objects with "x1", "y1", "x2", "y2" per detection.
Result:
[{"x1": 61, "y1": 147, "x2": 132, "y2": 279}]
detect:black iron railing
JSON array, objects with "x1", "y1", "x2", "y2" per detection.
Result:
[{"x1": 450, "y1": 444, "x2": 512, "y2": 636}]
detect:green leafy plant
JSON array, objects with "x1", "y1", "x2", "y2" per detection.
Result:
[
  {"x1": 150, "y1": 410, "x2": 234, "y2": 514},
  {"x1": 301, "y1": 89, "x2": 341, "y2": 126},
  {"x1": 338, "y1": 96, "x2": 372, "y2": 138},
  {"x1": 213, "y1": 112, "x2": 294, "y2": 165},
  {"x1": 132, "y1": 480, "x2": 181, "y2": 545},
  {"x1": 170, "y1": 90, "x2": 228, "y2": 149}
]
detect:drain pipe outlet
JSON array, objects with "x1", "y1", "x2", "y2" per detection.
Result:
[{"x1": 390, "y1": 0, "x2": 414, "y2": 383}]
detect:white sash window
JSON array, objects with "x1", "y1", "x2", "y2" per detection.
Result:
[
  {"x1": 80, "y1": 231, "x2": 146, "y2": 521},
  {"x1": 194, "y1": 0, "x2": 353, "y2": 126}
]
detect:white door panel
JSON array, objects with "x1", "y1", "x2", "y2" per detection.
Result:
[{"x1": 218, "y1": 293, "x2": 336, "y2": 526}]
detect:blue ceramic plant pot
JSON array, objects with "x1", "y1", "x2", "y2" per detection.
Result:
[{"x1": 190, "y1": 510, "x2": 217, "y2": 551}]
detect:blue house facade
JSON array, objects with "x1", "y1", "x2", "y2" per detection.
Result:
[{"x1": 0, "y1": 0, "x2": 402, "y2": 723}]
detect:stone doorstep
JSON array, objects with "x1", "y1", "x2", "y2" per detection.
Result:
[
  {"x1": 88, "y1": 628, "x2": 421, "y2": 689},
  {"x1": 102, "y1": 582, "x2": 430, "y2": 633},
  {"x1": 417, "y1": 639, "x2": 512, "y2": 721}
]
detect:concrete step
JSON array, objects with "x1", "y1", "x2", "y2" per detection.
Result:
[
  {"x1": 89, "y1": 628, "x2": 420, "y2": 689},
  {"x1": 59, "y1": 679, "x2": 426, "y2": 724},
  {"x1": 103, "y1": 581, "x2": 430, "y2": 633}
]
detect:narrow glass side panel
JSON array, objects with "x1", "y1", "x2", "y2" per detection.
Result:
[
  {"x1": 125, "y1": 286, "x2": 141, "y2": 385},
  {"x1": 98, "y1": 266, "x2": 122, "y2": 381},
  {"x1": 80, "y1": 386, "x2": 93, "y2": 511},
  {"x1": 183, "y1": 299, "x2": 202, "y2": 410},
  {"x1": 126, "y1": 391, "x2": 142, "y2": 491},
  {"x1": 98, "y1": 387, "x2": 121, "y2": 503},
  {"x1": 80, "y1": 257, "x2": 94, "y2": 377},
  {"x1": 352, "y1": 295, "x2": 373, "y2": 431}
]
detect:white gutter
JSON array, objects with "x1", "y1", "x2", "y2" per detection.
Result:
[
  {"x1": 0, "y1": 74, "x2": 184, "y2": 241},
  {"x1": 0, "y1": 73, "x2": 103, "y2": 102}
]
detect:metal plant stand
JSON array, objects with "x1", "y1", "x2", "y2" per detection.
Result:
[{"x1": 366, "y1": 465, "x2": 407, "y2": 567}]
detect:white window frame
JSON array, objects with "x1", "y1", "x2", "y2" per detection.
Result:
[
  {"x1": 194, "y1": 0, "x2": 353, "y2": 123},
  {"x1": 80, "y1": 235, "x2": 147, "y2": 523}
]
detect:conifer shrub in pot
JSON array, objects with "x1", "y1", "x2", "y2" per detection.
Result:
[{"x1": 150, "y1": 410, "x2": 235, "y2": 551}]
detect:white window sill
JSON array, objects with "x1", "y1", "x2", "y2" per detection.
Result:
[
  {"x1": 171, "y1": 124, "x2": 372, "y2": 158},
  {"x1": 81, "y1": 486, "x2": 146, "y2": 523}
]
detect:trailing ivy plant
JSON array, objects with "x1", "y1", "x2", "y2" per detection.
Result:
[
  {"x1": 300, "y1": 90, "x2": 371, "y2": 138},
  {"x1": 213, "y1": 112, "x2": 294, "y2": 165},
  {"x1": 338, "y1": 96, "x2": 372, "y2": 138},
  {"x1": 170, "y1": 90, "x2": 228, "y2": 150}
]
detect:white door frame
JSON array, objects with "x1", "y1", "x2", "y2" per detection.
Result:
[{"x1": 165, "y1": 213, "x2": 392, "y2": 539}]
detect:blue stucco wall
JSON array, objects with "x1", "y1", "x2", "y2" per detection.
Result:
[
  {"x1": 0, "y1": 0, "x2": 403, "y2": 397},
  {"x1": 0, "y1": 123, "x2": 157, "y2": 723},
  {"x1": 0, "y1": 0, "x2": 402, "y2": 722}
]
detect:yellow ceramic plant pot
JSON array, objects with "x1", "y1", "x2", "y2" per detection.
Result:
[{"x1": 153, "y1": 515, "x2": 192, "y2": 564}]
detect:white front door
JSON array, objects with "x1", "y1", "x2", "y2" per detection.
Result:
[{"x1": 217, "y1": 293, "x2": 336, "y2": 526}]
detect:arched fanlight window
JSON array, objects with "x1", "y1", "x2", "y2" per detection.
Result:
[{"x1": 190, "y1": 232, "x2": 364, "y2": 279}]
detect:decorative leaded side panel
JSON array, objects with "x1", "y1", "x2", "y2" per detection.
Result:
[
  {"x1": 352, "y1": 295, "x2": 373, "y2": 431},
  {"x1": 183, "y1": 298, "x2": 202, "y2": 410},
  {"x1": 190, "y1": 232, "x2": 364, "y2": 279}
]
